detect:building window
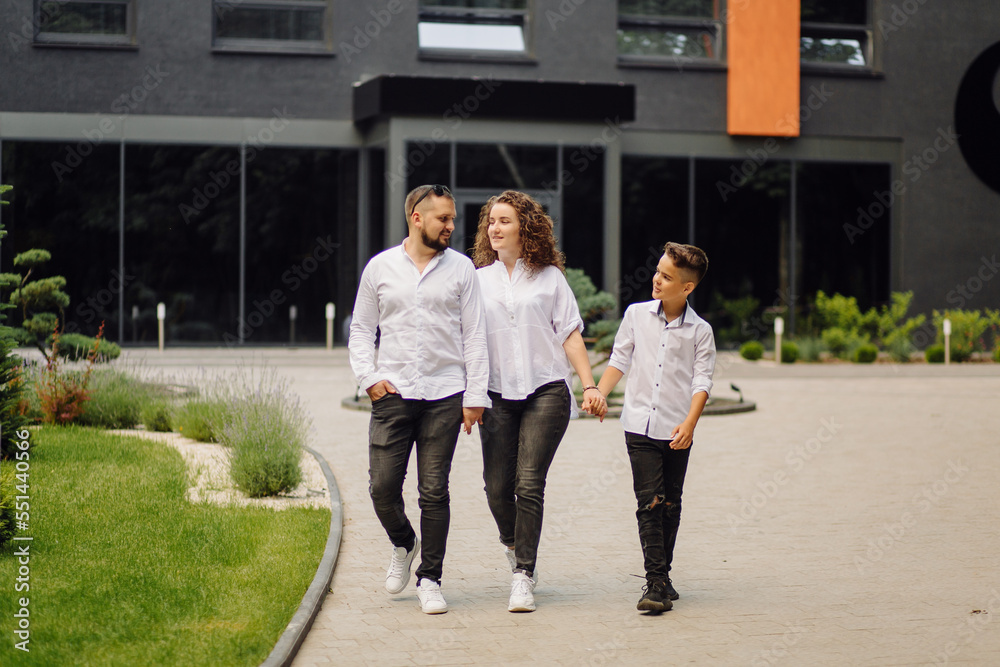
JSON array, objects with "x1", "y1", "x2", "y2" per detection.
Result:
[
  {"x1": 34, "y1": 0, "x2": 136, "y2": 47},
  {"x1": 617, "y1": 0, "x2": 723, "y2": 65},
  {"x1": 213, "y1": 0, "x2": 331, "y2": 54},
  {"x1": 801, "y1": 0, "x2": 871, "y2": 67},
  {"x1": 418, "y1": 1, "x2": 530, "y2": 59}
]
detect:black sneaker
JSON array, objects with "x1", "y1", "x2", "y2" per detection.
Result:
[
  {"x1": 637, "y1": 581, "x2": 673, "y2": 612},
  {"x1": 664, "y1": 578, "x2": 679, "y2": 601}
]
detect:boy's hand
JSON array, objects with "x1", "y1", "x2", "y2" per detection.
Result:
[
  {"x1": 669, "y1": 421, "x2": 696, "y2": 449},
  {"x1": 581, "y1": 388, "x2": 607, "y2": 420},
  {"x1": 462, "y1": 407, "x2": 484, "y2": 435}
]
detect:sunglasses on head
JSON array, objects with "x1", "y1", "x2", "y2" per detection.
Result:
[{"x1": 409, "y1": 184, "x2": 452, "y2": 218}]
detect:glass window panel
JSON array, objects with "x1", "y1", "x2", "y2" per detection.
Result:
[
  {"x1": 216, "y1": 7, "x2": 325, "y2": 41},
  {"x1": 800, "y1": 36, "x2": 866, "y2": 65},
  {"x1": 560, "y1": 146, "x2": 604, "y2": 293},
  {"x1": 1, "y1": 141, "x2": 121, "y2": 341},
  {"x1": 620, "y1": 157, "x2": 689, "y2": 308},
  {"x1": 455, "y1": 144, "x2": 556, "y2": 190},
  {"x1": 39, "y1": 1, "x2": 128, "y2": 35},
  {"x1": 618, "y1": 25, "x2": 717, "y2": 58},
  {"x1": 405, "y1": 141, "x2": 451, "y2": 194},
  {"x1": 246, "y1": 149, "x2": 356, "y2": 344},
  {"x1": 619, "y1": 0, "x2": 717, "y2": 19},
  {"x1": 422, "y1": 0, "x2": 527, "y2": 8},
  {"x1": 801, "y1": 0, "x2": 867, "y2": 25},
  {"x1": 124, "y1": 145, "x2": 240, "y2": 343},
  {"x1": 418, "y1": 22, "x2": 525, "y2": 51}
]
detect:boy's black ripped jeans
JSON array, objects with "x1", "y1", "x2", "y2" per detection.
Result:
[{"x1": 625, "y1": 432, "x2": 692, "y2": 584}]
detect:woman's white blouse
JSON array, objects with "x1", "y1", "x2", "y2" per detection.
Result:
[{"x1": 476, "y1": 260, "x2": 584, "y2": 400}]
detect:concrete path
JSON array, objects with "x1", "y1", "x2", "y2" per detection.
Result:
[{"x1": 127, "y1": 348, "x2": 1000, "y2": 666}]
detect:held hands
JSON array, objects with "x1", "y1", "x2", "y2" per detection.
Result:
[
  {"x1": 366, "y1": 380, "x2": 398, "y2": 402},
  {"x1": 581, "y1": 387, "x2": 608, "y2": 421},
  {"x1": 462, "y1": 407, "x2": 484, "y2": 435}
]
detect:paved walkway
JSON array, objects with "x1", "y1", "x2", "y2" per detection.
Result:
[{"x1": 128, "y1": 348, "x2": 1000, "y2": 666}]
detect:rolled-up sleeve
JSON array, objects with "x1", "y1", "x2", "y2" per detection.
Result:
[
  {"x1": 552, "y1": 270, "x2": 585, "y2": 343},
  {"x1": 459, "y1": 263, "x2": 492, "y2": 409},
  {"x1": 348, "y1": 265, "x2": 382, "y2": 392},
  {"x1": 607, "y1": 308, "x2": 635, "y2": 375},
  {"x1": 690, "y1": 323, "x2": 716, "y2": 397}
]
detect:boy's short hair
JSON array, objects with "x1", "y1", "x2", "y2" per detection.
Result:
[{"x1": 664, "y1": 242, "x2": 709, "y2": 284}]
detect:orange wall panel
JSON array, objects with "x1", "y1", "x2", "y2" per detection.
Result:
[{"x1": 727, "y1": 0, "x2": 801, "y2": 137}]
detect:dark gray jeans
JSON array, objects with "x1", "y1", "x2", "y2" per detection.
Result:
[
  {"x1": 368, "y1": 392, "x2": 464, "y2": 584},
  {"x1": 625, "y1": 431, "x2": 692, "y2": 584},
  {"x1": 480, "y1": 380, "x2": 571, "y2": 575}
]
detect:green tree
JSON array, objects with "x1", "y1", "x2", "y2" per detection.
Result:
[{"x1": 0, "y1": 185, "x2": 32, "y2": 458}]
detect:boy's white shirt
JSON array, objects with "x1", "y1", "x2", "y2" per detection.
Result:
[{"x1": 607, "y1": 300, "x2": 716, "y2": 440}]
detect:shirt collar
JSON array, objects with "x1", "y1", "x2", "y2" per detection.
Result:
[{"x1": 651, "y1": 300, "x2": 689, "y2": 327}]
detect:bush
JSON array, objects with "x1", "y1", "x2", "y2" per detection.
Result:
[
  {"x1": 780, "y1": 341, "x2": 798, "y2": 363},
  {"x1": 995, "y1": 346, "x2": 1000, "y2": 363},
  {"x1": 141, "y1": 401, "x2": 173, "y2": 432},
  {"x1": 78, "y1": 369, "x2": 144, "y2": 428},
  {"x1": 0, "y1": 465, "x2": 16, "y2": 548},
  {"x1": 740, "y1": 340, "x2": 764, "y2": 361},
  {"x1": 795, "y1": 336, "x2": 824, "y2": 362},
  {"x1": 931, "y1": 309, "x2": 1000, "y2": 362},
  {"x1": 175, "y1": 398, "x2": 228, "y2": 442},
  {"x1": 222, "y1": 373, "x2": 309, "y2": 498},
  {"x1": 886, "y1": 335, "x2": 915, "y2": 363},
  {"x1": 821, "y1": 327, "x2": 849, "y2": 357},
  {"x1": 854, "y1": 343, "x2": 879, "y2": 363},
  {"x1": 588, "y1": 318, "x2": 621, "y2": 355},
  {"x1": 925, "y1": 345, "x2": 945, "y2": 363},
  {"x1": 53, "y1": 333, "x2": 121, "y2": 362}
]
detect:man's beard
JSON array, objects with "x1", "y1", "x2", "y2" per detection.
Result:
[{"x1": 422, "y1": 228, "x2": 450, "y2": 251}]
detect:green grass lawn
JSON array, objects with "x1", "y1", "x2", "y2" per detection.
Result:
[{"x1": 0, "y1": 426, "x2": 330, "y2": 666}]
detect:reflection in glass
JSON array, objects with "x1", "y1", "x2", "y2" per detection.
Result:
[
  {"x1": 418, "y1": 22, "x2": 525, "y2": 51},
  {"x1": 801, "y1": 36, "x2": 865, "y2": 65},
  {"x1": 619, "y1": 0, "x2": 717, "y2": 19},
  {"x1": 620, "y1": 157, "x2": 689, "y2": 309},
  {"x1": 560, "y1": 146, "x2": 604, "y2": 291},
  {"x1": 801, "y1": 0, "x2": 867, "y2": 25},
  {"x1": 618, "y1": 25, "x2": 716, "y2": 58},
  {"x1": 215, "y1": 7, "x2": 325, "y2": 41},
  {"x1": 456, "y1": 144, "x2": 556, "y2": 190},
  {"x1": 39, "y1": 1, "x2": 128, "y2": 35}
]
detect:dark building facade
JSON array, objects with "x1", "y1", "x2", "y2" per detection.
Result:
[{"x1": 1, "y1": 0, "x2": 998, "y2": 346}]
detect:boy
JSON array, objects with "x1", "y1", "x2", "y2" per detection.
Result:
[{"x1": 596, "y1": 242, "x2": 716, "y2": 613}]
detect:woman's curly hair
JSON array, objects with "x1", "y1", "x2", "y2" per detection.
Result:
[{"x1": 471, "y1": 190, "x2": 565, "y2": 274}]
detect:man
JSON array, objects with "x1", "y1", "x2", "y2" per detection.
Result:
[{"x1": 349, "y1": 184, "x2": 490, "y2": 614}]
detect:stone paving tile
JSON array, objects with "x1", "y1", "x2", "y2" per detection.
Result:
[{"x1": 125, "y1": 349, "x2": 1000, "y2": 666}]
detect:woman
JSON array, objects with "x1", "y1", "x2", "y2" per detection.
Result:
[{"x1": 472, "y1": 190, "x2": 606, "y2": 612}]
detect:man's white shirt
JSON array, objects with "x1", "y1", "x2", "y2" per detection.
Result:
[
  {"x1": 476, "y1": 260, "x2": 584, "y2": 400},
  {"x1": 608, "y1": 300, "x2": 716, "y2": 439},
  {"x1": 349, "y1": 243, "x2": 491, "y2": 408}
]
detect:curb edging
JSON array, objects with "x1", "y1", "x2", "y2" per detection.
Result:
[{"x1": 260, "y1": 444, "x2": 343, "y2": 667}]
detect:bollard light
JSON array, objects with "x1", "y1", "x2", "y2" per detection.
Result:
[
  {"x1": 157, "y1": 302, "x2": 166, "y2": 352},
  {"x1": 289, "y1": 305, "x2": 298, "y2": 345},
  {"x1": 774, "y1": 316, "x2": 784, "y2": 364},
  {"x1": 325, "y1": 302, "x2": 335, "y2": 350},
  {"x1": 943, "y1": 318, "x2": 951, "y2": 365}
]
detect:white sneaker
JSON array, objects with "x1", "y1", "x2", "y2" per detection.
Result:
[
  {"x1": 416, "y1": 578, "x2": 448, "y2": 614},
  {"x1": 508, "y1": 572, "x2": 536, "y2": 612},
  {"x1": 385, "y1": 536, "x2": 419, "y2": 594}
]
